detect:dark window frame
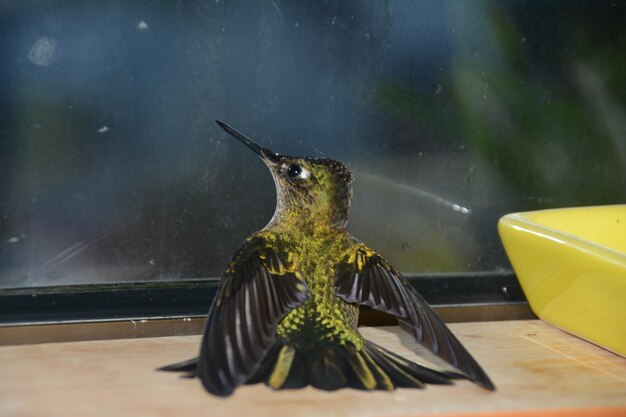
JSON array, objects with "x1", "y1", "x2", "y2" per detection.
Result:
[{"x1": 0, "y1": 271, "x2": 527, "y2": 326}]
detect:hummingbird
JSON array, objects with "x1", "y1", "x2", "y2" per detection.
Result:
[{"x1": 159, "y1": 121, "x2": 495, "y2": 396}]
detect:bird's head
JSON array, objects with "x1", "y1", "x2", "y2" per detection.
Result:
[{"x1": 217, "y1": 121, "x2": 353, "y2": 230}]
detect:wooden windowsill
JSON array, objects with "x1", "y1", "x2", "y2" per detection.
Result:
[{"x1": 1, "y1": 320, "x2": 625, "y2": 417}]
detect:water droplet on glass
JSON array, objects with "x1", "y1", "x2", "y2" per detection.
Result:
[
  {"x1": 28, "y1": 36, "x2": 58, "y2": 67},
  {"x1": 97, "y1": 126, "x2": 109, "y2": 133},
  {"x1": 137, "y1": 20, "x2": 149, "y2": 30}
]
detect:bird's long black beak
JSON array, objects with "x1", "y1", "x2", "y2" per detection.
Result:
[{"x1": 215, "y1": 120, "x2": 280, "y2": 163}]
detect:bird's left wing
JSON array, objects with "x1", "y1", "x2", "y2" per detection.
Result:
[
  {"x1": 334, "y1": 243, "x2": 495, "y2": 391},
  {"x1": 198, "y1": 236, "x2": 310, "y2": 396}
]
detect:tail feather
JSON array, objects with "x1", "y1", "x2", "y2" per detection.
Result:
[
  {"x1": 345, "y1": 344, "x2": 393, "y2": 390},
  {"x1": 363, "y1": 342, "x2": 461, "y2": 386},
  {"x1": 281, "y1": 349, "x2": 308, "y2": 389},
  {"x1": 267, "y1": 345, "x2": 297, "y2": 389},
  {"x1": 253, "y1": 339, "x2": 459, "y2": 392},
  {"x1": 308, "y1": 347, "x2": 350, "y2": 390},
  {"x1": 159, "y1": 340, "x2": 463, "y2": 392},
  {"x1": 246, "y1": 342, "x2": 308, "y2": 389},
  {"x1": 362, "y1": 343, "x2": 425, "y2": 388},
  {"x1": 157, "y1": 357, "x2": 198, "y2": 379}
]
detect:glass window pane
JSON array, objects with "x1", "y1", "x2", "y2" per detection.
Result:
[{"x1": 2, "y1": 1, "x2": 624, "y2": 287}]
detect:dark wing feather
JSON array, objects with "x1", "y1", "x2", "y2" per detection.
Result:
[
  {"x1": 199, "y1": 237, "x2": 310, "y2": 397},
  {"x1": 334, "y1": 245, "x2": 495, "y2": 391}
]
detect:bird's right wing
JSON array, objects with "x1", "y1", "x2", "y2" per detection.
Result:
[
  {"x1": 198, "y1": 235, "x2": 310, "y2": 397},
  {"x1": 334, "y1": 243, "x2": 495, "y2": 390}
]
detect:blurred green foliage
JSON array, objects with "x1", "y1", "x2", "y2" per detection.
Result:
[
  {"x1": 377, "y1": 2, "x2": 626, "y2": 209},
  {"x1": 454, "y1": 4, "x2": 626, "y2": 207}
]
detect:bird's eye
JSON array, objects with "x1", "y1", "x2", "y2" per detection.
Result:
[
  {"x1": 287, "y1": 164, "x2": 302, "y2": 178},
  {"x1": 285, "y1": 164, "x2": 311, "y2": 181}
]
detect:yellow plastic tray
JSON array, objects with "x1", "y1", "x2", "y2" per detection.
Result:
[{"x1": 498, "y1": 205, "x2": 626, "y2": 357}]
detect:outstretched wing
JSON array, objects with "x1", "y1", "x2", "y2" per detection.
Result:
[
  {"x1": 334, "y1": 244, "x2": 495, "y2": 391},
  {"x1": 198, "y1": 235, "x2": 310, "y2": 397}
]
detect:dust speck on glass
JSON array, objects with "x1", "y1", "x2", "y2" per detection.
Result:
[{"x1": 1, "y1": 1, "x2": 625, "y2": 287}]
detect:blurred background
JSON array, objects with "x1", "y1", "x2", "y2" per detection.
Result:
[{"x1": 1, "y1": 0, "x2": 625, "y2": 287}]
